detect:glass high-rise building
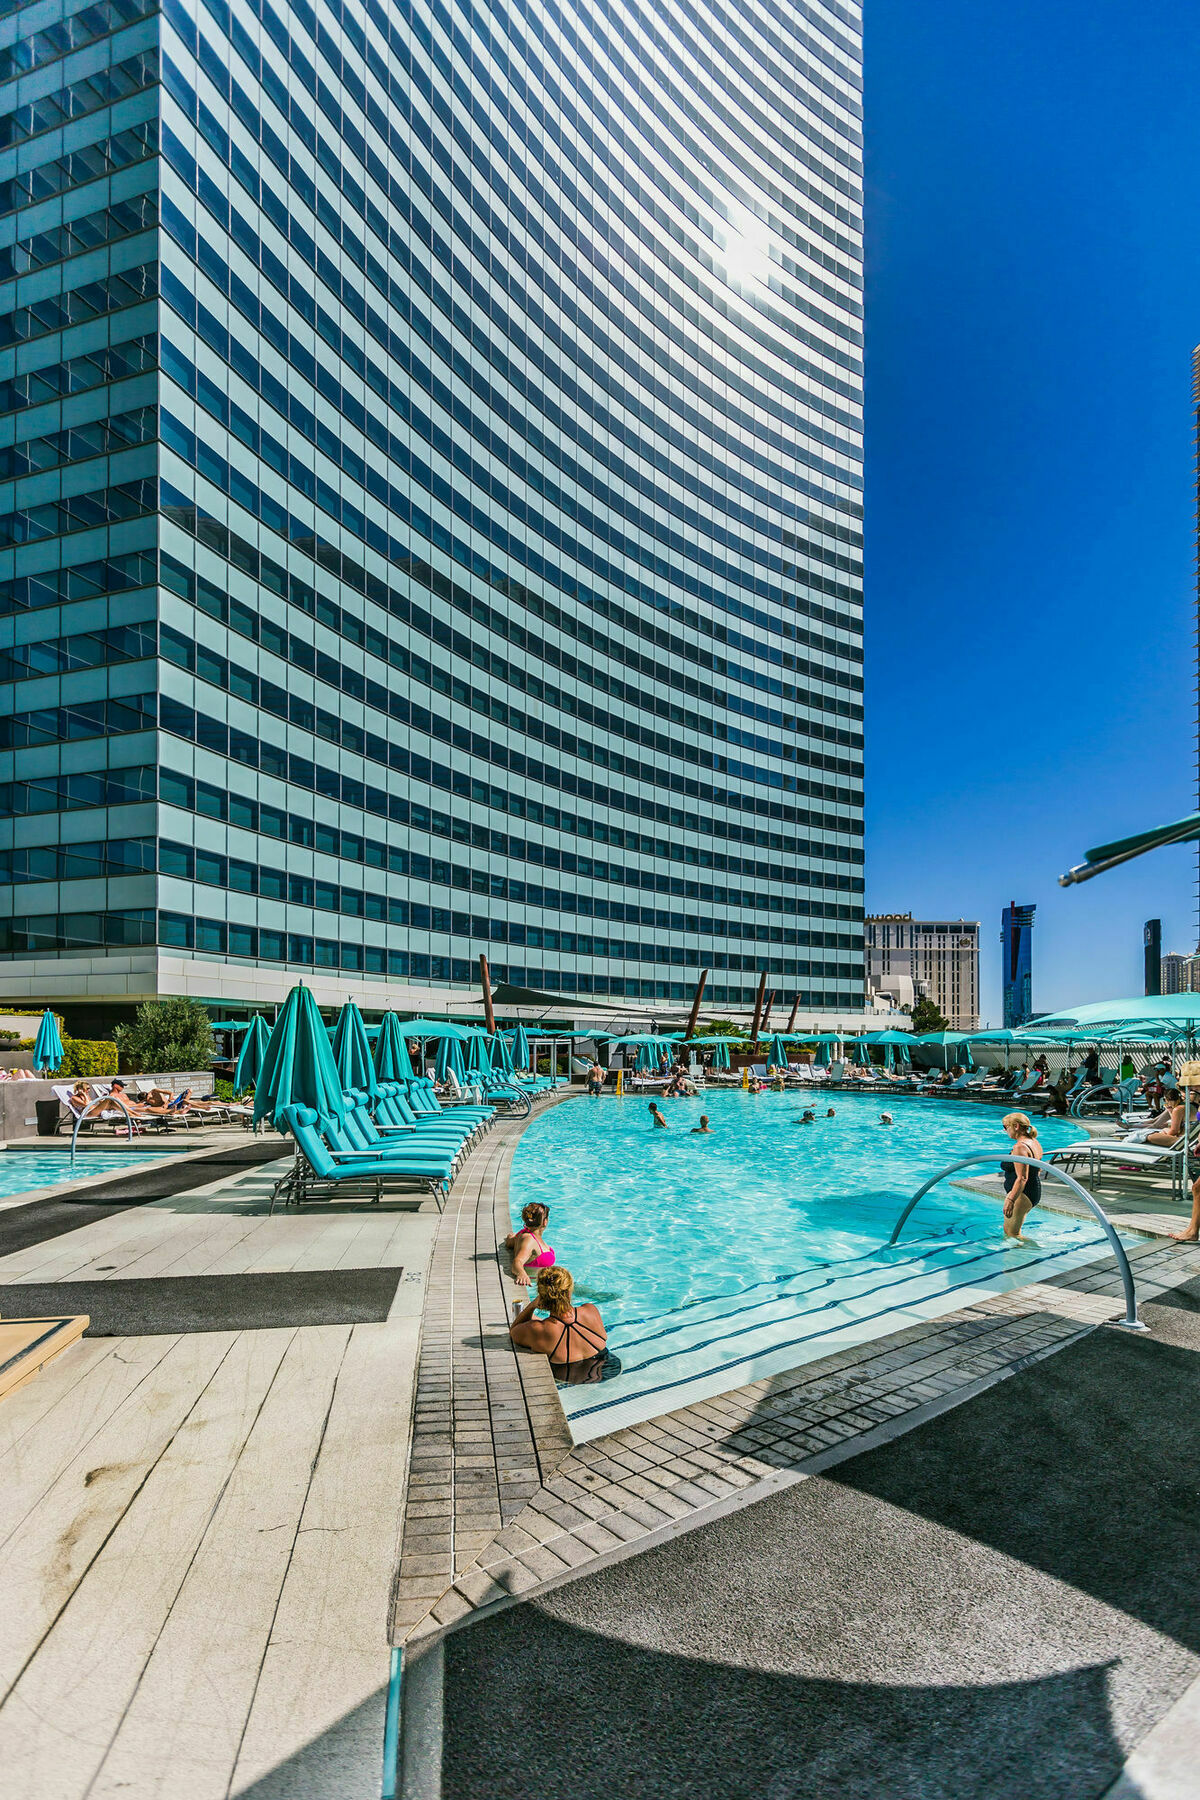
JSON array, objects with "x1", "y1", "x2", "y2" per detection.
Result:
[{"x1": 0, "y1": 0, "x2": 865, "y2": 1029}]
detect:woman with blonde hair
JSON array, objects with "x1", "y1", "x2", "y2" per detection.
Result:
[
  {"x1": 1000, "y1": 1112, "x2": 1042, "y2": 1243},
  {"x1": 509, "y1": 1266, "x2": 608, "y2": 1371}
]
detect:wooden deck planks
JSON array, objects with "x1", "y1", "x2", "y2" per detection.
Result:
[
  {"x1": 0, "y1": 1329, "x2": 295, "y2": 1796},
  {"x1": 86, "y1": 1325, "x2": 355, "y2": 1800}
]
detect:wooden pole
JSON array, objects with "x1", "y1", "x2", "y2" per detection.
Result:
[
  {"x1": 749, "y1": 971, "x2": 767, "y2": 1042},
  {"x1": 761, "y1": 990, "x2": 775, "y2": 1035},
  {"x1": 479, "y1": 953, "x2": 496, "y2": 1034},
  {"x1": 682, "y1": 970, "x2": 709, "y2": 1040},
  {"x1": 786, "y1": 994, "x2": 801, "y2": 1032}
]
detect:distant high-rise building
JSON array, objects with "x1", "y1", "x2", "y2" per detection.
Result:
[
  {"x1": 1145, "y1": 919, "x2": 1163, "y2": 995},
  {"x1": 865, "y1": 914, "x2": 980, "y2": 1030},
  {"x1": 1161, "y1": 950, "x2": 1200, "y2": 994},
  {"x1": 1001, "y1": 902, "x2": 1035, "y2": 1027}
]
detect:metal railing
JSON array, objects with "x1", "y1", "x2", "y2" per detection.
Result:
[{"x1": 887, "y1": 1151, "x2": 1146, "y2": 1330}]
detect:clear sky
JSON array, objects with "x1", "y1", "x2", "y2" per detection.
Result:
[{"x1": 864, "y1": 0, "x2": 1200, "y2": 1023}]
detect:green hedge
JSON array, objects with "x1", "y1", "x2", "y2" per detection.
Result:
[{"x1": 58, "y1": 1038, "x2": 118, "y2": 1078}]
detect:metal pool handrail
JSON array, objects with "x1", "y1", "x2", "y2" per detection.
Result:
[
  {"x1": 70, "y1": 1094, "x2": 135, "y2": 1163},
  {"x1": 887, "y1": 1151, "x2": 1147, "y2": 1331}
]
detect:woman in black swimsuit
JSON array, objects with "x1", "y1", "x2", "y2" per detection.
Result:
[
  {"x1": 509, "y1": 1266, "x2": 610, "y2": 1382},
  {"x1": 1001, "y1": 1111, "x2": 1042, "y2": 1243}
]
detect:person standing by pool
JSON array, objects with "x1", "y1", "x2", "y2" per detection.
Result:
[
  {"x1": 1001, "y1": 1111, "x2": 1042, "y2": 1242},
  {"x1": 586, "y1": 1062, "x2": 604, "y2": 1097},
  {"x1": 504, "y1": 1202, "x2": 556, "y2": 1287},
  {"x1": 649, "y1": 1102, "x2": 667, "y2": 1128}
]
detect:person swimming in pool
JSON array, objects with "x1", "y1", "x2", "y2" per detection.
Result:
[
  {"x1": 690, "y1": 1115, "x2": 713, "y2": 1134},
  {"x1": 504, "y1": 1202, "x2": 556, "y2": 1288},
  {"x1": 826, "y1": 1108, "x2": 836, "y2": 1117},
  {"x1": 796, "y1": 1109, "x2": 816, "y2": 1124},
  {"x1": 649, "y1": 1102, "x2": 668, "y2": 1128},
  {"x1": 880, "y1": 1112, "x2": 894, "y2": 1125}
]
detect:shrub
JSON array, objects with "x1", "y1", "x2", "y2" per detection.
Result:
[
  {"x1": 59, "y1": 1037, "x2": 118, "y2": 1078},
  {"x1": 113, "y1": 997, "x2": 214, "y2": 1074}
]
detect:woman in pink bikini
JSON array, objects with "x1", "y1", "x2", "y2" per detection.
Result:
[{"x1": 504, "y1": 1202, "x2": 556, "y2": 1288}]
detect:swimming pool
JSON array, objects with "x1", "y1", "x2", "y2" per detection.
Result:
[
  {"x1": 0, "y1": 1150, "x2": 176, "y2": 1201},
  {"x1": 510, "y1": 1092, "x2": 1119, "y2": 1439}
]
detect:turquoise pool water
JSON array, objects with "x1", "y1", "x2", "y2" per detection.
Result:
[
  {"x1": 510, "y1": 1092, "x2": 1116, "y2": 1439},
  {"x1": 0, "y1": 1150, "x2": 174, "y2": 1200}
]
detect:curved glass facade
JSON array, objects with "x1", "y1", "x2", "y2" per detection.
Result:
[{"x1": 0, "y1": 0, "x2": 864, "y2": 1016}]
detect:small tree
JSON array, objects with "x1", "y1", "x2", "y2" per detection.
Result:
[
  {"x1": 908, "y1": 995, "x2": 950, "y2": 1035},
  {"x1": 114, "y1": 998, "x2": 215, "y2": 1073}
]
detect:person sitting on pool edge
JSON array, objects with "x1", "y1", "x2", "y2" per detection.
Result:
[
  {"x1": 690, "y1": 1115, "x2": 713, "y2": 1134},
  {"x1": 649, "y1": 1101, "x2": 668, "y2": 1127},
  {"x1": 504, "y1": 1202, "x2": 556, "y2": 1287},
  {"x1": 510, "y1": 1266, "x2": 608, "y2": 1376}
]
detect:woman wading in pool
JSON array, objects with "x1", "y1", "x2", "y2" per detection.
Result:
[
  {"x1": 504, "y1": 1202, "x2": 555, "y2": 1288},
  {"x1": 510, "y1": 1266, "x2": 612, "y2": 1384},
  {"x1": 1001, "y1": 1111, "x2": 1042, "y2": 1243}
]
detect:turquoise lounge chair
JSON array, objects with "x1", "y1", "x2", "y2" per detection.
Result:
[{"x1": 271, "y1": 1103, "x2": 454, "y2": 1212}]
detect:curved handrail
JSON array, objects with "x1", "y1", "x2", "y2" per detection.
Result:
[
  {"x1": 888, "y1": 1151, "x2": 1146, "y2": 1330},
  {"x1": 70, "y1": 1093, "x2": 135, "y2": 1163}
]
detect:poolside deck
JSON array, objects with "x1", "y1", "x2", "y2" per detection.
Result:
[{"x1": 0, "y1": 1146, "x2": 437, "y2": 1799}]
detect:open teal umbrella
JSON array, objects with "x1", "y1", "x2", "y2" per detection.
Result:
[
  {"x1": 332, "y1": 999, "x2": 380, "y2": 1099},
  {"x1": 435, "y1": 1036, "x2": 467, "y2": 1084},
  {"x1": 32, "y1": 1008, "x2": 63, "y2": 1073},
  {"x1": 253, "y1": 985, "x2": 347, "y2": 1131},
  {"x1": 234, "y1": 1014, "x2": 270, "y2": 1090},
  {"x1": 509, "y1": 1024, "x2": 532, "y2": 1069},
  {"x1": 375, "y1": 1013, "x2": 415, "y2": 1081},
  {"x1": 490, "y1": 1031, "x2": 514, "y2": 1074}
]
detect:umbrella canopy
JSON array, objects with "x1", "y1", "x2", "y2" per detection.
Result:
[
  {"x1": 331, "y1": 1000, "x2": 380, "y2": 1100},
  {"x1": 253, "y1": 985, "x2": 347, "y2": 1132},
  {"x1": 490, "y1": 1032, "x2": 514, "y2": 1074},
  {"x1": 465, "y1": 1031, "x2": 491, "y2": 1076},
  {"x1": 208, "y1": 1019, "x2": 252, "y2": 1031},
  {"x1": 397, "y1": 1018, "x2": 473, "y2": 1039},
  {"x1": 1020, "y1": 995, "x2": 1200, "y2": 1033},
  {"x1": 32, "y1": 1008, "x2": 63, "y2": 1073},
  {"x1": 436, "y1": 1036, "x2": 467, "y2": 1084},
  {"x1": 374, "y1": 1013, "x2": 415, "y2": 1081},
  {"x1": 509, "y1": 1023, "x2": 532, "y2": 1069},
  {"x1": 769, "y1": 1033, "x2": 791, "y2": 1068},
  {"x1": 234, "y1": 1014, "x2": 270, "y2": 1090}
]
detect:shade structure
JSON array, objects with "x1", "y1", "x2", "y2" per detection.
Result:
[
  {"x1": 489, "y1": 1031, "x2": 514, "y2": 1074},
  {"x1": 31, "y1": 1008, "x2": 63, "y2": 1072},
  {"x1": 331, "y1": 1000, "x2": 380, "y2": 1100},
  {"x1": 208, "y1": 1019, "x2": 252, "y2": 1032},
  {"x1": 509, "y1": 1024, "x2": 532, "y2": 1070},
  {"x1": 374, "y1": 1013, "x2": 415, "y2": 1081},
  {"x1": 253, "y1": 985, "x2": 347, "y2": 1132},
  {"x1": 464, "y1": 1030, "x2": 491, "y2": 1076},
  {"x1": 397, "y1": 1018, "x2": 472, "y2": 1038},
  {"x1": 1015, "y1": 995, "x2": 1200, "y2": 1035},
  {"x1": 1060, "y1": 811, "x2": 1200, "y2": 886},
  {"x1": 769, "y1": 1033, "x2": 791, "y2": 1068},
  {"x1": 234, "y1": 1014, "x2": 270, "y2": 1090},
  {"x1": 435, "y1": 1035, "x2": 467, "y2": 1084}
]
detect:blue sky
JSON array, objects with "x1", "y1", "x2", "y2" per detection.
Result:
[{"x1": 864, "y1": 0, "x2": 1200, "y2": 1021}]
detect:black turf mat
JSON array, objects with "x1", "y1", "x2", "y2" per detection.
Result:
[{"x1": 0, "y1": 1266, "x2": 403, "y2": 1334}]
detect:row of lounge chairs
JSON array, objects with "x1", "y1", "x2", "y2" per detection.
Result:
[
  {"x1": 52, "y1": 1081, "x2": 252, "y2": 1133},
  {"x1": 269, "y1": 1073, "x2": 558, "y2": 1212}
]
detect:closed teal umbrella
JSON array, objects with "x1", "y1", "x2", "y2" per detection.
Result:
[
  {"x1": 32, "y1": 1008, "x2": 63, "y2": 1073},
  {"x1": 253, "y1": 985, "x2": 347, "y2": 1131},
  {"x1": 436, "y1": 1036, "x2": 466, "y2": 1084},
  {"x1": 509, "y1": 1024, "x2": 531, "y2": 1069},
  {"x1": 769, "y1": 1033, "x2": 790, "y2": 1069},
  {"x1": 711, "y1": 1038, "x2": 730, "y2": 1069},
  {"x1": 234, "y1": 1014, "x2": 270, "y2": 1090},
  {"x1": 375, "y1": 1013, "x2": 415, "y2": 1081},
  {"x1": 490, "y1": 1031, "x2": 514, "y2": 1074},
  {"x1": 465, "y1": 1031, "x2": 491, "y2": 1076},
  {"x1": 331, "y1": 999, "x2": 380, "y2": 1100}
]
